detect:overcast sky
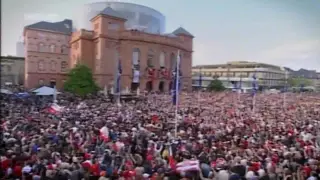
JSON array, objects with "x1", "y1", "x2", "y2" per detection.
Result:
[{"x1": 2, "y1": 0, "x2": 320, "y2": 71}]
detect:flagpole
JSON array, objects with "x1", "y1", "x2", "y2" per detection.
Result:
[
  {"x1": 104, "y1": 85, "x2": 107, "y2": 97},
  {"x1": 252, "y1": 70, "x2": 257, "y2": 114},
  {"x1": 117, "y1": 84, "x2": 121, "y2": 106},
  {"x1": 238, "y1": 74, "x2": 242, "y2": 104},
  {"x1": 174, "y1": 50, "x2": 180, "y2": 138},
  {"x1": 117, "y1": 73, "x2": 121, "y2": 107},
  {"x1": 198, "y1": 67, "x2": 202, "y2": 108},
  {"x1": 53, "y1": 85, "x2": 57, "y2": 103},
  {"x1": 115, "y1": 51, "x2": 121, "y2": 106},
  {"x1": 252, "y1": 91, "x2": 256, "y2": 113},
  {"x1": 283, "y1": 70, "x2": 287, "y2": 109}
]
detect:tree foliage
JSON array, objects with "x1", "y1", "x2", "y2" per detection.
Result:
[
  {"x1": 207, "y1": 79, "x2": 226, "y2": 91},
  {"x1": 63, "y1": 64, "x2": 99, "y2": 96},
  {"x1": 288, "y1": 77, "x2": 312, "y2": 87}
]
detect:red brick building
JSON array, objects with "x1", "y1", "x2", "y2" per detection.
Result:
[{"x1": 24, "y1": 7, "x2": 193, "y2": 92}]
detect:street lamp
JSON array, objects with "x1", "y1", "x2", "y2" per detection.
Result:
[{"x1": 280, "y1": 67, "x2": 288, "y2": 109}]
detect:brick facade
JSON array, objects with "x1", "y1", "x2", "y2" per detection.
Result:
[{"x1": 24, "y1": 9, "x2": 193, "y2": 92}]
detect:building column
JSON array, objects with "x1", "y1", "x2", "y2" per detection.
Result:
[{"x1": 153, "y1": 79, "x2": 159, "y2": 92}]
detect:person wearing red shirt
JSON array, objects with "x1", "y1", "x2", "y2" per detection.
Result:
[
  {"x1": 1, "y1": 157, "x2": 10, "y2": 171},
  {"x1": 13, "y1": 163, "x2": 22, "y2": 178},
  {"x1": 90, "y1": 162, "x2": 100, "y2": 176}
]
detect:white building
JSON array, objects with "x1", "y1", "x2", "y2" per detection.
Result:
[{"x1": 192, "y1": 61, "x2": 287, "y2": 90}]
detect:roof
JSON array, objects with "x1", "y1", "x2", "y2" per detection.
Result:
[
  {"x1": 25, "y1": 19, "x2": 72, "y2": 34},
  {"x1": 164, "y1": 33, "x2": 177, "y2": 38},
  {"x1": 292, "y1": 68, "x2": 318, "y2": 79},
  {"x1": 172, "y1": 27, "x2": 194, "y2": 38},
  {"x1": 1, "y1": 56, "x2": 25, "y2": 61},
  {"x1": 193, "y1": 61, "x2": 282, "y2": 69},
  {"x1": 98, "y1": 7, "x2": 127, "y2": 20},
  {"x1": 283, "y1": 67, "x2": 294, "y2": 72}
]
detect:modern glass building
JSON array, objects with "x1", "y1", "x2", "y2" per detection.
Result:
[{"x1": 74, "y1": 1, "x2": 165, "y2": 34}]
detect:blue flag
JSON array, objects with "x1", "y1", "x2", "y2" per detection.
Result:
[
  {"x1": 115, "y1": 59, "x2": 122, "y2": 93},
  {"x1": 172, "y1": 51, "x2": 180, "y2": 105}
]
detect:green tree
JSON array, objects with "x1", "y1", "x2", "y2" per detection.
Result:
[
  {"x1": 207, "y1": 79, "x2": 226, "y2": 91},
  {"x1": 63, "y1": 64, "x2": 99, "y2": 96},
  {"x1": 288, "y1": 77, "x2": 312, "y2": 87}
]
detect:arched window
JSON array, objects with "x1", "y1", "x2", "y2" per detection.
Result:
[
  {"x1": 170, "y1": 53, "x2": 176, "y2": 69},
  {"x1": 50, "y1": 61, "x2": 57, "y2": 71},
  {"x1": 49, "y1": 44, "x2": 56, "y2": 53},
  {"x1": 61, "y1": 61, "x2": 68, "y2": 71},
  {"x1": 50, "y1": 79, "x2": 56, "y2": 88},
  {"x1": 132, "y1": 48, "x2": 140, "y2": 69},
  {"x1": 38, "y1": 43, "x2": 45, "y2": 52},
  {"x1": 38, "y1": 60, "x2": 45, "y2": 71},
  {"x1": 159, "y1": 52, "x2": 165, "y2": 68},
  {"x1": 61, "y1": 45, "x2": 68, "y2": 54},
  {"x1": 147, "y1": 49, "x2": 154, "y2": 67}
]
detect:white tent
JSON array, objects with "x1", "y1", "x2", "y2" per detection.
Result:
[
  {"x1": 0, "y1": 89, "x2": 13, "y2": 94},
  {"x1": 32, "y1": 86, "x2": 61, "y2": 96}
]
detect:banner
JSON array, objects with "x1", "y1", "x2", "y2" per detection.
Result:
[{"x1": 133, "y1": 70, "x2": 140, "y2": 83}]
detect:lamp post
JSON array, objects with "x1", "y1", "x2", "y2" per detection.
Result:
[
  {"x1": 238, "y1": 73, "x2": 243, "y2": 103},
  {"x1": 283, "y1": 70, "x2": 288, "y2": 109},
  {"x1": 227, "y1": 63, "x2": 230, "y2": 89},
  {"x1": 252, "y1": 66, "x2": 258, "y2": 113},
  {"x1": 197, "y1": 67, "x2": 202, "y2": 108}
]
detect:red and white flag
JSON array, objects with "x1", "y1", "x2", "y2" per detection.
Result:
[
  {"x1": 100, "y1": 126, "x2": 109, "y2": 142},
  {"x1": 47, "y1": 103, "x2": 64, "y2": 114},
  {"x1": 81, "y1": 160, "x2": 92, "y2": 169},
  {"x1": 176, "y1": 160, "x2": 200, "y2": 172}
]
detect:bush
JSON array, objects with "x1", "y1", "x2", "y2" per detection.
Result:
[
  {"x1": 207, "y1": 79, "x2": 226, "y2": 91},
  {"x1": 288, "y1": 77, "x2": 312, "y2": 87}
]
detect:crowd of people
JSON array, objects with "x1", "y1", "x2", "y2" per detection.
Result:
[{"x1": 1, "y1": 90, "x2": 320, "y2": 180}]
